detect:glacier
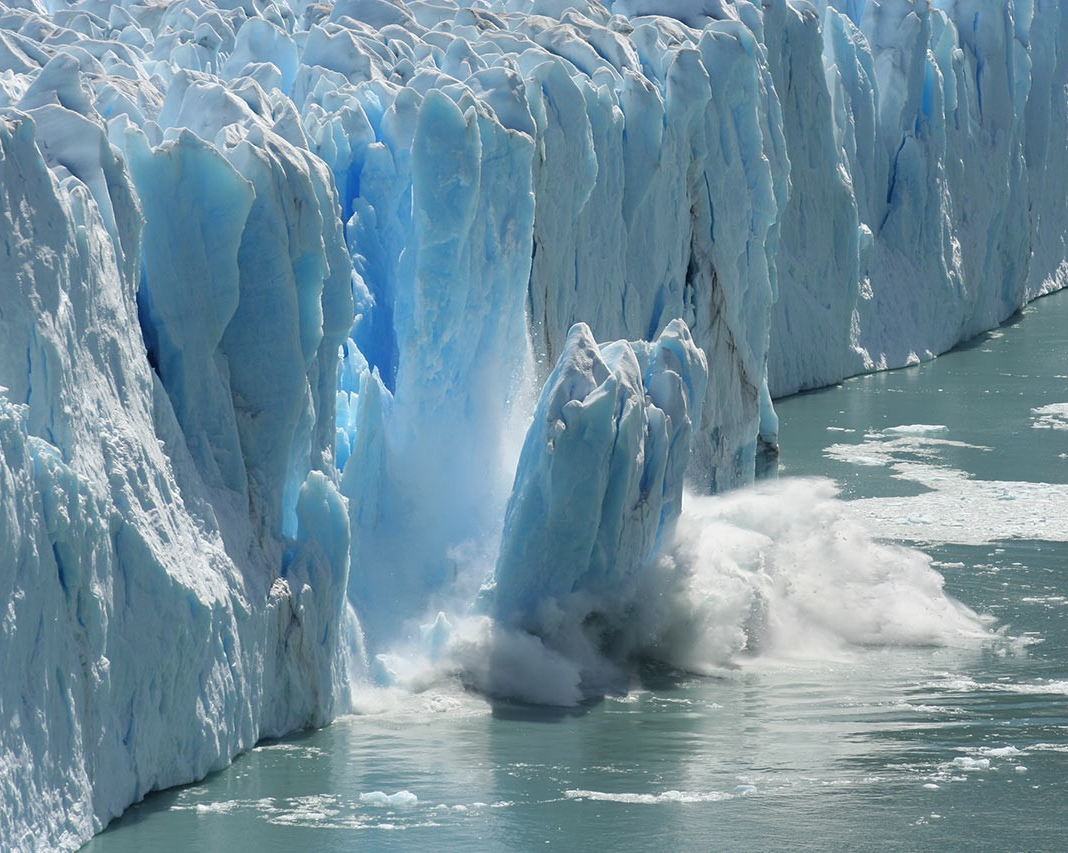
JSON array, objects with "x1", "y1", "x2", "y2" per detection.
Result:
[{"x1": 2, "y1": 0, "x2": 1067, "y2": 848}]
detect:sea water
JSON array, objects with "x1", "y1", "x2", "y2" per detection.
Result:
[{"x1": 84, "y1": 291, "x2": 1068, "y2": 852}]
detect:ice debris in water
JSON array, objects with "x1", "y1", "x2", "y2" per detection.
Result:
[
  {"x1": 952, "y1": 757, "x2": 992, "y2": 771},
  {"x1": 359, "y1": 791, "x2": 419, "y2": 807}
]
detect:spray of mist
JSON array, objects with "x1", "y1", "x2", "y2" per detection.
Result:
[{"x1": 359, "y1": 477, "x2": 991, "y2": 707}]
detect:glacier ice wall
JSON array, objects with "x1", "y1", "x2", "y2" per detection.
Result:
[
  {"x1": 2, "y1": 0, "x2": 1068, "y2": 848},
  {"x1": 767, "y1": 0, "x2": 1068, "y2": 394},
  {"x1": 0, "y1": 13, "x2": 355, "y2": 850}
]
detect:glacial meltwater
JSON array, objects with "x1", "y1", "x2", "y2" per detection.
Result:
[{"x1": 85, "y1": 291, "x2": 1068, "y2": 852}]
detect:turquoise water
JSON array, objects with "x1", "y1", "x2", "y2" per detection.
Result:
[{"x1": 85, "y1": 292, "x2": 1068, "y2": 852}]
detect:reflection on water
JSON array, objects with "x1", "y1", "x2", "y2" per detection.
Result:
[
  {"x1": 87, "y1": 633, "x2": 1068, "y2": 852},
  {"x1": 86, "y1": 293, "x2": 1068, "y2": 852}
]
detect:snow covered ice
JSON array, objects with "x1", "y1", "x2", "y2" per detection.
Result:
[{"x1": 3, "y1": 0, "x2": 1068, "y2": 848}]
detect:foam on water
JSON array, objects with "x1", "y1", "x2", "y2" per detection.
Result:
[
  {"x1": 364, "y1": 477, "x2": 989, "y2": 705},
  {"x1": 371, "y1": 614, "x2": 586, "y2": 707},
  {"x1": 565, "y1": 789, "x2": 735, "y2": 804},
  {"x1": 1031, "y1": 404, "x2": 1068, "y2": 430},
  {"x1": 951, "y1": 757, "x2": 991, "y2": 771},
  {"x1": 826, "y1": 429, "x2": 1068, "y2": 544},
  {"x1": 960, "y1": 746, "x2": 1024, "y2": 759},
  {"x1": 644, "y1": 478, "x2": 989, "y2": 667},
  {"x1": 924, "y1": 675, "x2": 1068, "y2": 696},
  {"x1": 345, "y1": 681, "x2": 492, "y2": 720},
  {"x1": 176, "y1": 790, "x2": 436, "y2": 831}
]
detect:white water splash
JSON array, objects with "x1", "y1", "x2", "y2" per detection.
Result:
[{"x1": 365, "y1": 477, "x2": 990, "y2": 705}]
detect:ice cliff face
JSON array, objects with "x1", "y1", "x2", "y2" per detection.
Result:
[
  {"x1": 2, "y1": 0, "x2": 1067, "y2": 848},
  {"x1": 0, "y1": 43, "x2": 353, "y2": 852},
  {"x1": 767, "y1": 0, "x2": 1068, "y2": 395}
]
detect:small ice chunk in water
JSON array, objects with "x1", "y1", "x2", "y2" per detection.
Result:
[
  {"x1": 359, "y1": 790, "x2": 418, "y2": 807},
  {"x1": 884, "y1": 424, "x2": 948, "y2": 435}
]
